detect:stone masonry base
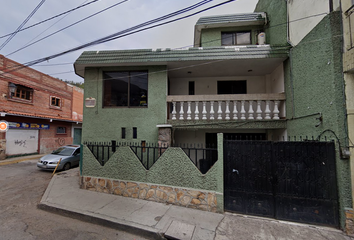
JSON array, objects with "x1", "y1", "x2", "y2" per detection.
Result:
[
  {"x1": 346, "y1": 208, "x2": 354, "y2": 236},
  {"x1": 80, "y1": 176, "x2": 219, "y2": 213}
]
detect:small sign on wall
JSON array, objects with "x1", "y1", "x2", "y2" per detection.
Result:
[
  {"x1": 8, "y1": 122, "x2": 50, "y2": 129},
  {"x1": 85, "y1": 97, "x2": 96, "y2": 108}
]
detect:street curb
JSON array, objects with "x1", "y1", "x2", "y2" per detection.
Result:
[
  {"x1": 0, "y1": 155, "x2": 45, "y2": 166},
  {"x1": 37, "y1": 202, "x2": 165, "y2": 240}
]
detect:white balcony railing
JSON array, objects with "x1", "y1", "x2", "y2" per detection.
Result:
[{"x1": 166, "y1": 93, "x2": 286, "y2": 121}]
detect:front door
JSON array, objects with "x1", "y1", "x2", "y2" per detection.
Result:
[{"x1": 73, "y1": 128, "x2": 82, "y2": 145}]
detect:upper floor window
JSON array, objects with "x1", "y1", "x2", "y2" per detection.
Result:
[
  {"x1": 103, "y1": 71, "x2": 148, "y2": 107},
  {"x1": 221, "y1": 32, "x2": 251, "y2": 46},
  {"x1": 13, "y1": 85, "x2": 33, "y2": 102},
  {"x1": 51, "y1": 96, "x2": 61, "y2": 108}
]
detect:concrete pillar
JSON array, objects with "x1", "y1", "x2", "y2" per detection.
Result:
[{"x1": 157, "y1": 125, "x2": 172, "y2": 148}]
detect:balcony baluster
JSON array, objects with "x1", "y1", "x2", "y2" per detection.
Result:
[
  {"x1": 233, "y1": 101, "x2": 238, "y2": 120},
  {"x1": 179, "y1": 102, "x2": 184, "y2": 120},
  {"x1": 195, "y1": 101, "x2": 199, "y2": 120},
  {"x1": 187, "y1": 101, "x2": 192, "y2": 120}
]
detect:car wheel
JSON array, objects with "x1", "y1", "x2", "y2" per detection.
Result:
[{"x1": 63, "y1": 163, "x2": 71, "y2": 171}]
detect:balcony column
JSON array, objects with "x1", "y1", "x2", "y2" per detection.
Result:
[
  {"x1": 240, "y1": 100, "x2": 246, "y2": 120},
  {"x1": 232, "y1": 101, "x2": 238, "y2": 120},
  {"x1": 210, "y1": 101, "x2": 215, "y2": 120},
  {"x1": 187, "y1": 101, "x2": 192, "y2": 120},
  {"x1": 225, "y1": 100, "x2": 230, "y2": 120},
  {"x1": 273, "y1": 101, "x2": 280, "y2": 120},
  {"x1": 179, "y1": 102, "x2": 184, "y2": 120},
  {"x1": 202, "y1": 101, "x2": 207, "y2": 120},
  {"x1": 248, "y1": 100, "x2": 254, "y2": 120},
  {"x1": 171, "y1": 102, "x2": 177, "y2": 120},
  {"x1": 265, "y1": 100, "x2": 271, "y2": 120},
  {"x1": 256, "y1": 100, "x2": 262, "y2": 120},
  {"x1": 194, "y1": 101, "x2": 199, "y2": 120},
  {"x1": 217, "y1": 101, "x2": 223, "y2": 120}
]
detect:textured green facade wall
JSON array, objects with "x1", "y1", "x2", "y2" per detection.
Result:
[
  {"x1": 284, "y1": 12, "x2": 350, "y2": 228},
  {"x1": 200, "y1": 26, "x2": 262, "y2": 47},
  {"x1": 82, "y1": 66, "x2": 167, "y2": 144},
  {"x1": 254, "y1": 0, "x2": 288, "y2": 46},
  {"x1": 256, "y1": 0, "x2": 350, "y2": 228},
  {"x1": 82, "y1": 144, "x2": 223, "y2": 193}
]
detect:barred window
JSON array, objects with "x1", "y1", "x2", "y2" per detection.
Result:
[{"x1": 57, "y1": 127, "x2": 66, "y2": 134}]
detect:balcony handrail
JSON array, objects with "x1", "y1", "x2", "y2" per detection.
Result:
[{"x1": 166, "y1": 93, "x2": 285, "y2": 102}]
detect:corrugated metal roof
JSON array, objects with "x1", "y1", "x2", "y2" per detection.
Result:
[
  {"x1": 196, "y1": 12, "x2": 266, "y2": 26},
  {"x1": 74, "y1": 45, "x2": 289, "y2": 65}
]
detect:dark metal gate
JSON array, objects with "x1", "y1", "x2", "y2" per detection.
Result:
[{"x1": 224, "y1": 140, "x2": 339, "y2": 227}]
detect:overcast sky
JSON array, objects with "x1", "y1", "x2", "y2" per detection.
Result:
[{"x1": 1, "y1": 0, "x2": 258, "y2": 83}]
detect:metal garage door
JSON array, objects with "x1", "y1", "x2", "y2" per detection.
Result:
[
  {"x1": 6, "y1": 129, "x2": 39, "y2": 155},
  {"x1": 224, "y1": 140, "x2": 339, "y2": 227}
]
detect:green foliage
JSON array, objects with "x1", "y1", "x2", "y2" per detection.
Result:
[{"x1": 61, "y1": 79, "x2": 84, "y2": 89}]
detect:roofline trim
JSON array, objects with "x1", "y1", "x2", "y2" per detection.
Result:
[{"x1": 193, "y1": 12, "x2": 267, "y2": 47}]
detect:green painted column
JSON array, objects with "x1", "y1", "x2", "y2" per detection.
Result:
[{"x1": 216, "y1": 132, "x2": 224, "y2": 212}]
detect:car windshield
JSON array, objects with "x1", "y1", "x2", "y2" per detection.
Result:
[{"x1": 52, "y1": 147, "x2": 75, "y2": 156}]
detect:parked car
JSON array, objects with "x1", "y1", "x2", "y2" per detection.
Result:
[{"x1": 37, "y1": 145, "x2": 81, "y2": 171}]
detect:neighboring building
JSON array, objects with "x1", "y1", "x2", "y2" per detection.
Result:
[
  {"x1": 0, "y1": 55, "x2": 83, "y2": 159},
  {"x1": 342, "y1": 0, "x2": 354, "y2": 234},
  {"x1": 75, "y1": 0, "x2": 353, "y2": 232}
]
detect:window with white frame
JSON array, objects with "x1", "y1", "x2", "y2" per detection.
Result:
[{"x1": 221, "y1": 31, "x2": 251, "y2": 46}]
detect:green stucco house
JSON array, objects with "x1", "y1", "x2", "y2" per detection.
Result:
[{"x1": 74, "y1": 0, "x2": 353, "y2": 232}]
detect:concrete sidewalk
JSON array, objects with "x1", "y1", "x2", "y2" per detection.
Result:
[{"x1": 38, "y1": 168, "x2": 352, "y2": 240}]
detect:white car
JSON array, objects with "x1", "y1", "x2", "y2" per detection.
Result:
[{"x1": 37, "y1": 145, "x2": 80, "y2": 171}]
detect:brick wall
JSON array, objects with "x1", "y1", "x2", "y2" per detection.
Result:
[
  {"x1": 0, "y1": 115, "x2": 74, "y2": 155},
  {"x1": 72, "y1": 86, "x2": 84, "y2": 121},
  {"x1": 0, "y1": 55, "x2": 81, "y2": 158},
  {"x1": 0, "y1": 55, "x2": 74, "y2": 120}
]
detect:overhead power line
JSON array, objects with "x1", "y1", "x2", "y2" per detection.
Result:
[
  {"x1": 6, "y1": 0, "x2": 130, "y2": 57},
  {"x1": 0, "y1": 0, "x2": 46, "y2": 51},
  {"x1": 22, "y1": 0, "x2": 91, "y2": 51},
  {"x1": 0, "y1": 0, "x2": 101, "y2": 40},
  {"x1": 7, "y1": 0, "x2": 232, "y2": 71},
  {"x1": 1, "y1": 3, "x2": 329, "y2": 80}
]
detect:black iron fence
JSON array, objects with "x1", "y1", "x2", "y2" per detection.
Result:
[{"x1": 84, "y1": 141, "x2": 218, "y2": 173}]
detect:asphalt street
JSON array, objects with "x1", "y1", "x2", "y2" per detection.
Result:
[{"x1": 0, "y1": 159, "x2": 149, "y2": 240}]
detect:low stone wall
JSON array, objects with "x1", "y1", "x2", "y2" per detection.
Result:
[
  {"x1": 80, "y1": 176, "x2": 219, "y2": 212},
  {"x1": 346, "y1": 208, "x2": 354, "y2": 236}
]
